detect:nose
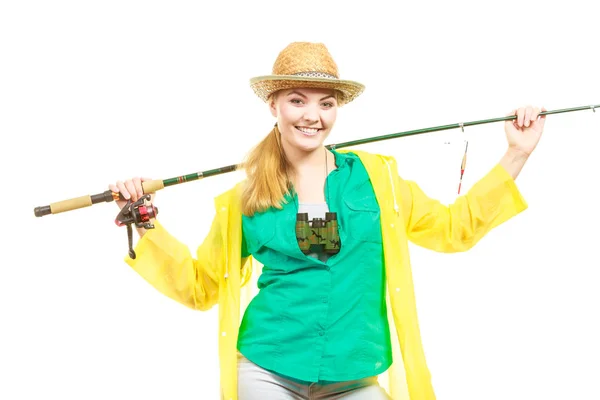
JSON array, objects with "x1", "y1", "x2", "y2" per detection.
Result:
[{"x1": 302, "y1": 104, "x2": 320, "y2": 124}]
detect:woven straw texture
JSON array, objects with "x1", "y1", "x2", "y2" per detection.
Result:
[{"x1": 250, "y1": 42, "x2": 365, "y2": 106}]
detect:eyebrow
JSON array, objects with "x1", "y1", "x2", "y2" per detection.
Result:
[{"x1": 286, "y1": 91, "x2": 335, "y2": 101}]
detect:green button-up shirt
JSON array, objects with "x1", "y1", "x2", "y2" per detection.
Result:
[{"x1": 237, "y1": 149, "x2": 392, "y2": 383}]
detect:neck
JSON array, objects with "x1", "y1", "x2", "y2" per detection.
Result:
[
  {"x1": 285, "y1": 145, "x2": 327, "y2": 171},
  {"x1": 282, "y1": 142, "x2": 335, "y2": 185}
]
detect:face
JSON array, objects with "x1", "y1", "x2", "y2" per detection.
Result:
[{"x1": 269, "y1": 87, "x2": 338, "y2": 154}]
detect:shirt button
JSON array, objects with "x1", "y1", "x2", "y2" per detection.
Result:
[
  {"x1": 319, "y1": 331, "x2": 324, "y2": 336},
  {"x1": 221, "y1": 331, "x2": 227, "y2": 336},
  {"x1": 322, "y1": 298, "x2": 328, "y2": 303},
  {"x1": 395, "y1": 288, "x2": 400, "y2": 292},
  {"x1": 390, "y1": 223, "x2": 394, "y2": 228}
]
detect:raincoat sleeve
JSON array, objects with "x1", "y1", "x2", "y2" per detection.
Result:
[
  {"x1": 123, "y1": 214, "x2": 223, "y2": 311},
  {"x1": 397, "y1": 163, "x2": 528, "y2": 252}
]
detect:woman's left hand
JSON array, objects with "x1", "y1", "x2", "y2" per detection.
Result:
[{"x1": 504, "y1": 105, "x2": 547, "y2": 156}]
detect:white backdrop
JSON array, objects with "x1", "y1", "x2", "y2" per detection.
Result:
[{"x1": 1, "y1": 1, "x2": 599, "y2": 399}]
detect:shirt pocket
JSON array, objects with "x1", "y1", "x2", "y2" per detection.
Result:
[
  {"x1": 244, "y1": 218, "x2": 276, "y2": 255},
  {"x1": 343, "y1": 195, "x2": 383, "y2": 244},
  {"x1": 243, "y1": 213, "x2": 292, "y2": 268}
]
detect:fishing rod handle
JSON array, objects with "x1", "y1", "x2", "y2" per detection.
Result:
[
  {"x1": 142, "y1": 179, "x2": 165, "y2": 194},
  {"x1": 33, "y1": 179, "x2": 165, "y2": 217}
]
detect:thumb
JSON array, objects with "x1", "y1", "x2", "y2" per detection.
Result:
[{"x1": 505, "y1": 109, "x2": 517, "y2": 128}]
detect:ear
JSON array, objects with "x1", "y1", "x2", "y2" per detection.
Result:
[{"x1": 269, "y1": 98, "x2": 278, "y2": 118}]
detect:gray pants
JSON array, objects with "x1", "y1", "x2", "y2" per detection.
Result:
[{"x1": 237, "y1": 352, "x2": 392, "y2": 400}]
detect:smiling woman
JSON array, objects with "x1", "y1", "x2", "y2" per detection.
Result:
[
  {"x1": 242, "y1": 87, "x2": 340, "y2": 213},
  {"x1": 110, "y1": 41, "x2": 545, "y2": 400},
  {"x1": 275, "y1": 88, "x2": 337, "y2": 142}
]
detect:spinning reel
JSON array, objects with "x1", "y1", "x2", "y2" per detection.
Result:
[{"x1": 114, "y1": 194, "x2": 158, "y2": 259}]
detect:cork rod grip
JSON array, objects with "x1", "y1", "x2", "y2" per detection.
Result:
[
  {"x1": 50, "y1": 195, "x2": 93, "y2": 214},
  {"x1": 142, "y1": 179, "x2": 165, "y2": 194}
]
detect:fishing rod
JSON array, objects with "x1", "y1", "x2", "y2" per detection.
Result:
[
  {"x1": 33, "y1": 103, "x2": 597, "y2": 258},
  {"x1": 34, "y1": 103, "x2": 597, "y2": 219}
]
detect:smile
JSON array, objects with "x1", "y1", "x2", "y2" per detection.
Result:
[{"x1": 295, "y1": 126, "x2": 321, "y2": 136}]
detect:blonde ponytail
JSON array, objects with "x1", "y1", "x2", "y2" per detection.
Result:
[{"x1": 241, "y1": 124, "x2": 293, "y2": 216}]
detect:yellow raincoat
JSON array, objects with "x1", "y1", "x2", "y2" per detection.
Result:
[{"x1": 125, "y1": 150, "x2": 527, "y2": 399}]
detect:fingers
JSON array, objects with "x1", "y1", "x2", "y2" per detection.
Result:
[
  {"x1": 524, "y1": 107, "x2": 532, "y2": 127},
  {"x1": 517, "y1": 107, "x2": 525, "y2": 128},
  {"x1": 116, "y1": 180, "x2": 130, "y2": 200},
  {"x1": 111, "y1": 177, "x2": 147, "y2": 201},
  {"x1": 132, "y1": 177, "x2": 144, "y2": 200},
  {"x1": 513, "y1": 105, "x2": 544, "y2": 128},
  {"x1": 124, "y1": 180, "x2": 138, "y2": 201}
]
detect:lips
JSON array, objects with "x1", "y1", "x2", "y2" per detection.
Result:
[{"x1": 295, "y1": 126, "x2": 321, "y2": 136}]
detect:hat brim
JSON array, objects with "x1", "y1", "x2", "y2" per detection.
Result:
[{"x1": 249, "y1": 75, "x2": 365, "y2": 106}]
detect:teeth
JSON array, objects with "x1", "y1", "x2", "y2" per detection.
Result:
[{"x1": 296, "y1": 127, "x2": 319, "y2": 134}]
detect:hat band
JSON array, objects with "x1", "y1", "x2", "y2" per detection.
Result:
[{"x1": 292, "y1": 71, "x2": 338, "y2": 80}]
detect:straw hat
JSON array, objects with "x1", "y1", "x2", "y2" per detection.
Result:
[{"x1": 249, "y1": 42, "x2": 365, "y2": 106}]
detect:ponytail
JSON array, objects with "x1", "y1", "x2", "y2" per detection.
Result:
[{"x1": 241, "y1": 124, "x2": 293, "y2": 216}]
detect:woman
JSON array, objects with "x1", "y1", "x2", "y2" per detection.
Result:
[{"x1": 110, "y1": 42, "x2": 545, "y2": 400}]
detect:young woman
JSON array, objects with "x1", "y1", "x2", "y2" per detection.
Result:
[{"x1": 109, "y1": 42, "x2": 546, "y2": 400}]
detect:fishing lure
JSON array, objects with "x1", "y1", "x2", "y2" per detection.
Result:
[{"x1": 458, "y1": 140, "x2": 468, "y2": 194}]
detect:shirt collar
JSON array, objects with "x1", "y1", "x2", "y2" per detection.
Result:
[{"x1": 329, "y1": 148, "x2": 356, "y2": 171}]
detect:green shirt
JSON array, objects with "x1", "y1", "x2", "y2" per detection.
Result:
[{"x1": 237, "y1": 149, "x2": 392, "y2": 383}]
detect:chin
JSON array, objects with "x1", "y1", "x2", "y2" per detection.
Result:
[
  {"x1": 297, "y1": 143, "x2": 322, "y2": 153},
  {"x1": 296, "y1": 136, "x2": 327, "y2": 151}
]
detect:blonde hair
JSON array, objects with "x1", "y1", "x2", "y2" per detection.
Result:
[
  {"x1": 241, "y1": 123, "x2": 292, "y2": 216},
  {"x1": 241, "y1": 89, "x2": 343, "y2": 216}
]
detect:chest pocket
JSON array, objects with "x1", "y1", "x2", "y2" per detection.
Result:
[
  {"x1": 244, "y1": 219, "x2": 275, "y2": 254},
  {"x1": 243, "y1": 212, "x2": 291, "y2": 267},
  {"x1": 343, "y1": 195, "x2": 382, "y2": 244}
]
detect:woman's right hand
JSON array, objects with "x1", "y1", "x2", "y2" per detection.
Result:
[
  {"x1": 109, "y1": 177, "x2": 157, "y2": 238},
  {"x1": 109, "y1": 177, "x2": 155, "y2": 210}
]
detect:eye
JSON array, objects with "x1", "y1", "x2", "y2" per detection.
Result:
[
  {"x1": 290, "y1": 98, "x2": 303, "y2": 104},
  {"x1": 322, "y1": 101, "x2": 335, "y2": 108}
]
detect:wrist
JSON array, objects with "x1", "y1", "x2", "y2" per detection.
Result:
[
  {"x1": 500, "y1": 147, "x2": 530, "y2": 180},
  {"x1": 506, "y1": 145, "x2": 531, "y2": 159}
]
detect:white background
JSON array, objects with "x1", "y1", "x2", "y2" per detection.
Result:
[{"x1": 1, "y1": 1, "x2": 599, "y2": 399}]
